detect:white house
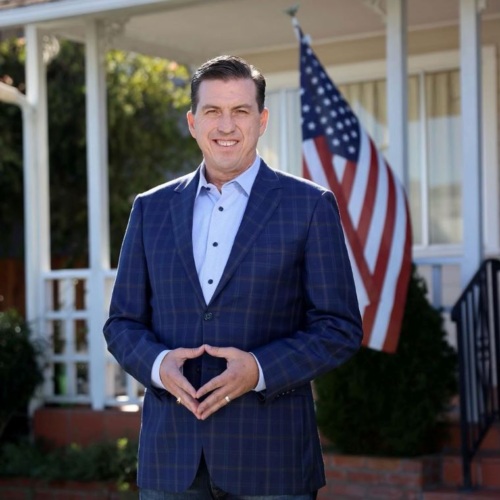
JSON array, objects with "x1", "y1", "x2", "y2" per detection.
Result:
[{"x1": 0, "y1": 0, "x2": 498, "y2": 413}]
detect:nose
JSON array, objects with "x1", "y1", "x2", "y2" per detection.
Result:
[{"x1": 217, "y1": 113, "x2": 235, "y2": 134}]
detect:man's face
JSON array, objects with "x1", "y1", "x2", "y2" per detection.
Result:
[{"x1": 187, "y1": 78, "x2": 268, "y2": 187}]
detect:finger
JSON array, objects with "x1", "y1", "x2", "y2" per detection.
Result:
[
  {"x1": 170, "y1": 373, "x2": 198, "y2": 399},
  {"x1": 196, "y1": 352, "x2": 258, "y2": 408},
  {"x1": 175, "y1": 391, "x2": 200, "y2": 415},
  {"x1": 196, "y1": 391, "x2": 232, "y2": 420},
  {"x1": 171, "y1": 345, "x2": 206, "y2": 364},
  {"x1": 182, "y1": 345, "x2": 206, "y2": 359},
  {"x1": 204, "y1": 344, "x2": 233, "y2": 359},
  {"x1": 160, "y1": 346, "x2": 205, "y2": 398},
  {"x1": 196, "y1": 371, "x2": 238, "y2": 416},
  {"x1": 162, "y1": 363, "x2": 198, "y2": 398},
  {"x1": 195, "y1": 371, "x2": 228, "y2": 399}
]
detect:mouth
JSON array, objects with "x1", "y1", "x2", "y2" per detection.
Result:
[{"x1": 215, "y1": 140, "x2": 238, "y2": 147}]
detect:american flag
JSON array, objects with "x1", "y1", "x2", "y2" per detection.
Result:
[{"x1": 299, "y1": 29, "x2": 412, "y2": 352}]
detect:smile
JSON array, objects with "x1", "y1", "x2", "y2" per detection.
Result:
[{"x1": 216, "y1": 140, "x2": 238, "y2": 147}]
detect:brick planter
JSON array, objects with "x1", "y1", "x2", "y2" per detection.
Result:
[
  {"x1": 0, "y1": 454, "x2": 443, "y2": 499},
  {"x1": 25, "y1": 407, "x2": 446, "y2": 499},
  {"x1": 0, "y1": 477, "x2": 137, "y2": 499},
  {"x1": 33, "y1": 406, "x2": 141, "y2": 448},
  {"x1": 318, "y1": 453, "x2": 442, "y2": 499}
]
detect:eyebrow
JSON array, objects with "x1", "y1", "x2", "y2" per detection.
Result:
[{"x1": 200, "y1": 103, "x2": 253, "y2": 111}]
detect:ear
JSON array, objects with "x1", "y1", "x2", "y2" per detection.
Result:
[
  {"x1": 186, "y1": 110, "x2": 196, "y2": 138},
  {"x1": 259, "y1": 107, "x2": 269, "y2": 136}
]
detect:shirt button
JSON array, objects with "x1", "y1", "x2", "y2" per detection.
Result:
[
  {"x1": 213, "y1": 242, "x2": 218, "y2": 247},
  {"x1": 208, "y1": 279, "x2": 213, "y2": 284},
  {"x1": 203, "y1": 312, "x2": 213, "y2": 321},
  {"x1": 218, "y1": 207, "x2": 224, "y2": 211}
]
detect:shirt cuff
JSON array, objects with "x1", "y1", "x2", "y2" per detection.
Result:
[
  {"x1": 250, "y1": 353, "x2": 266, "y2": 392},
  {"x1": 151, "y1": 350, "x2": 170, "y2": 389}
]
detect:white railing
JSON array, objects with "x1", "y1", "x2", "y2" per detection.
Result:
[
  {"x1": 413, "y1": 256, "x2": 463, "y2": 312},
  {"x1": 40, "y1": 268, "x2": 143, "y2": 409},
  {"x1": 38, "y1": 259, "x2": 461, "y2": 408},
  {"x1": 414, "y1": 256, "x2": 463, "y2": 349}
]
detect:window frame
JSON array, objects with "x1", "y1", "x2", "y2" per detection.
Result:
[{"x1": 262, "y1": 46, "x2": 498, "y2": 258}]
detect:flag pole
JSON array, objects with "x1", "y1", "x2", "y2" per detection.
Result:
[{"x1": 284, "y1": 4, "x2": 301, "y2": 40}]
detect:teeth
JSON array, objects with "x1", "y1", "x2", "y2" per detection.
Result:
[{"x1": 217, "y1": 140, "x2": 237, "y2": 147}]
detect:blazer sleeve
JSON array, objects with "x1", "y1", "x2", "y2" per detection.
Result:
[
  {"x1": 251, "y1": 189, "x2": 363, "y2": 401},
  {"x1": 103, "y1": 195, "x2": 167, "y2": 391}
]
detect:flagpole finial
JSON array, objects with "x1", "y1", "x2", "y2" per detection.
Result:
[{"x1": 284, "y1": 4, "x2": 300, "y2": 19}]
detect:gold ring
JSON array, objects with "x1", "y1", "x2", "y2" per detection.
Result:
[
  {"x1": 225, "y1": 396, "x2": 231, "y2": 404},
  {"x1": 176, "y1": 397, "x2": 182, "y2": 405}
]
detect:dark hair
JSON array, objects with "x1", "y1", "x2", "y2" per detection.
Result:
[{"x1": 190, "y1": 55, "x2": 266, "y2": 113}]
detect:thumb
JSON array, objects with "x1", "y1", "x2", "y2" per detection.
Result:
[
  {"x1": 182, "y1": 345, "x2": 206, "y2": 359},
  {"x1": 204, "y1": 344, "x2": 230, "y2": 359}
]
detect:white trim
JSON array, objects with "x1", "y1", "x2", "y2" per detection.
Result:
[
  {"x1": 0, "y1": 0, "x2": 188, "y2": 28},
  {"x1": 482, "y1": 45, "x2": 499, "y2": 255},
  {"x1": 386, "y1": 0, "x2": 409, "y2": 187},
  {"x1": 85, "y1": 19, "x2": 110, "y2": 410},
  {"x1": 418, "y1": 70, "x2": 430, "y2": 248},
  {"x1": 266, "y1": 49, "x2": 478, "y2": 91},
  {"x1": 25, "y1": 24, "x2": 51, "y2": 327},
  {"x1": 460, "y1": 0, "x2": 483, "y2": 286}
]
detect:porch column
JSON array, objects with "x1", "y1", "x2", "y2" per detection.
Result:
[
  {"x1": 85, "y1": 19, "x2": 110, "y2": 410},
  {"x1": 24, "y1": 25, "x2": 50, "y2": 339},
  {"x1": 460, "y1": 0, "x2": 484, "y2": 286},
  {"x1": 385, "y1": 0, "x2": 409, "y2": 190}
]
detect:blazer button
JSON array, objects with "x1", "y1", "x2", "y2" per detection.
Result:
[{"x1": 203, "y1": 312, "x2": 213, "y2": 321}]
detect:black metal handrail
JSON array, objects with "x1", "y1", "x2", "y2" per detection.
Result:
[{"x1": 451, "y1": 258, "x2": 500, "y2": 490}]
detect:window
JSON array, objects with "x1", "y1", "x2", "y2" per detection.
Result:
[{"x1": 259, "y1": 48, "x2": 498, "y2": 254}]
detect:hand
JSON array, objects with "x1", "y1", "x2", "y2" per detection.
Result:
[
  {"x1": 160, "y1": 345, "x2": 206, "y2": 415},
  {"x1": 194, "y1": 344, "x2": 259, "y2": 420}
]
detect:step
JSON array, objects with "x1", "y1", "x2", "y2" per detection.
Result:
[
  {"x1": 423, "y1": 486, "x2": 500, "y2": 499},
  {"x1": 441, "y1": 453, "x2": 500, "y2": 489},
  {"x1": 444, "y1": 422, "x2": 500, "y2": 453}
]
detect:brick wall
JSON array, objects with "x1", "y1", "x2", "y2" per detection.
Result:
[{"x1": 318, "y1": 453, "x2": 441, "y2": 499}]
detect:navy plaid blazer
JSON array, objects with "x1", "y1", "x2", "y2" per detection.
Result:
[{"x1": 103, "y1": 160, "x2": 363, "y2": 495}]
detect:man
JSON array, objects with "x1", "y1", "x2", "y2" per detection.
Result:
[{"x1": 104, "y1": 55, "x2": 363, "y2": 499}]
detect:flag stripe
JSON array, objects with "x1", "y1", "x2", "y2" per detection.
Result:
[
  {"x1": 367, "y1": 172, "x2": 406, "y2": 349},
  {"x1": 364, "y1": 147, "x2": 389, "y2": 272},
  {"x1": 304, "y1": 137, "x2": 376, "y2": 301},
  {"x1": 340, "y1": 158, "x2": 356, "y2": 202},
  {"x1": 382, "y1": 203, "x2": 413, "y2": 352},
  {"x1": 356, "y1": 140, "x2": 380, "y2": 248}
]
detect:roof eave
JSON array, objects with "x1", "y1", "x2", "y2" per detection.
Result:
[{"x1": 0, "y1": 0, "x2": 186, "y2": 29}]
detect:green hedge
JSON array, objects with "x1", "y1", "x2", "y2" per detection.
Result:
[
  {"x1": 315, "y1": 266, "x2": 458, "y2": 456},
  {"x1": 0, "y1": 310, "x2": 44, "y2": 439},
  {"x1": 0, "y1": 438, "x2": 137, "y2": 489}
]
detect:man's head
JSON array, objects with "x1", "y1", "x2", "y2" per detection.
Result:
[
  {"x1": 190, "y1": 55, "x2": 266, "y2": 114},
  {"x1": 187, "y1": 55, "x2": 269, "y2": 189}
]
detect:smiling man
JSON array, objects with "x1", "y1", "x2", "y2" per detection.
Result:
[{"x1": 104, "y1": 55, "x2": 363, "y2": 500}]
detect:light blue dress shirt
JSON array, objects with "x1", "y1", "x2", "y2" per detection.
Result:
[{"x1": 152, "y1": 156, "x2": 266, "y2": 392}]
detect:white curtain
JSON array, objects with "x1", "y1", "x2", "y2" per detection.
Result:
[{"x1": 260, "y1": 69, "x2": 462, "y2": 247}]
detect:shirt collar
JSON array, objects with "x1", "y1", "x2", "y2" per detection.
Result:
[{"x1": 196, "y1": 155, "x2": 261, "y2": 198}]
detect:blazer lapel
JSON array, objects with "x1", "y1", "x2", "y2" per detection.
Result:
[
  {"x1": 169, "y1": 168, "x2": 206, "y2": 307},
  {"x1": 210, "y1": 161, "x2": 282, "y2": 304}
]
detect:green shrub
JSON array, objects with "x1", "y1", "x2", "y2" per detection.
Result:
[
  {"x1": 315, "y1": 265, "x2": 458, "y2": 457},
  {"x1": 0, "y1": 438, "x2": 137, "y2": 489},
  {"x1": 0, "y1": 310, "x2": 45, "y2": 438}
]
